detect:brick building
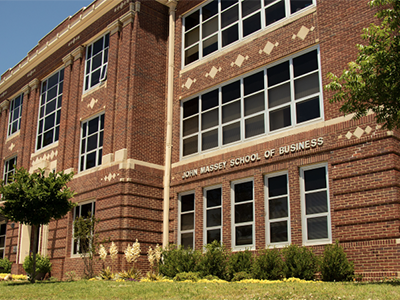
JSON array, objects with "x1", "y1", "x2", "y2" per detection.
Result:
[{"x1": 0, "y1": 0, "x2": 399, "y2": 280}]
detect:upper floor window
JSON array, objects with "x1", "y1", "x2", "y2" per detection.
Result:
[
  {"x1": 37, "y1": 69, "x2": 64, "y2": 150},
  {"x1": 8, "y1": 94, "x2": 23, "y2": 137},
  {"x1": 181, "y1": 48, "x2": 322, "y2": 158},
  {"x1": 3, "y1": 156, "x2": 17, "y2": 184},
  {"x1": 79, "y1": 113, "x2": 104, "y2": 172},
  {"x1": 84, "y1": 33, "x2": 109, "y2": 91},
  {"x1": 183, "y1": 0, "x2": 314, "y2": 66},
  {"x1": 0, "y1": 223, "x2": 6, "y2": 259}
]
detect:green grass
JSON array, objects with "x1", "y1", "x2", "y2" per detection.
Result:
[{"x1": 1, "y1": 280, "x2": 400, "y2": 300}]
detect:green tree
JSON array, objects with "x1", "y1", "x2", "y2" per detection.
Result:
[
  {"x1": 325, "y1": 0, "x2": 400, "y2": 129},
  {"x1": 0, "y1": 168, "x2": 74, "y2": 283}
]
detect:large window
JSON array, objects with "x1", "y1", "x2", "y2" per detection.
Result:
[
  {"x1": 232, "y1": 179, "x2": 254, "y2": 250},
  {"x1": 84, "y1": 33, "x2": 109, "y2": 91},
  {"x1": 181, "y1": 48, "x2": 321, "y2": 157},
  {"x1": 300, "y1": 164, "x2": 331, "y2": 245},
  {"x1": 3, "y1": 156, "x2": 17, "y2": 184},
  {"x1": 72, "y1": 201, "x2": 96, "y2": 255},
  {"x1": 183, "y1": 0, "x2": 314, "y2": 65},
  {"x1": 79, "y1": 113, "x2": 104, "y2": 172},
  {"x1": 37, "y1": 69, "x2": 64, "y2": 150},
  {"x1": 0, "y1": 223, "x2": 6, "y2": 259},
  {"x1": 8, "y1": 94, "x2": 23, "y2": 137},
  {"x1": 179, "y1": 191, "x2": 195, "y2": 249},
  {"x1": 265, "y1": 172, "x2": 290, "y2": 246},
  {"x1": 204, "y1": 186, "x2": 222, "y2": 245}
]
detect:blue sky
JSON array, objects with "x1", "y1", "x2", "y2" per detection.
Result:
[{"x1": 0, "y1": 0, "x2": 91, "y2": 77}]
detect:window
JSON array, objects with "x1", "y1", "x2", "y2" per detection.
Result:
[
  {"x1": 204, "y1": 186, "x2": 222, "y2": 245},
  {"x1": 265, "y1": 172, "x2": 290, "y2": 246},
  {"x1": 183, "y1": 0, "x2": 314, "y2": 65},
  {"x1": 181, "y1": 48, "x2": 321, "y2": 157},
  {"x1": 8, "y1": 94, "x2": 23, "y2": 137},
  {"x1": 72, "y1": 201, "x2": 95, "y2": 255},
  {"x1": 300, "y1": 164, "x2": 331, "y2": 245},
  {"x1": 84, "y1": 33, "x2": 109, "y2": 91},
  {"x1": 37, "y1": 69, "x2": 64, "y2": 150},
  {"x1": 79, "y1": 113, "x2": 104, "y2": 172},
  {"x1": 0, "y1": 223, "x2": 6, "y2": 259},
  {"x1": 232, "y1": 179, "x2": 254, "y2": 250},
  {"x1": 3, "y1": 157, "x2": 17, "y2": 184},
  {"x1": 179, "y1": 191, "x2": 195, "y2": 249}
]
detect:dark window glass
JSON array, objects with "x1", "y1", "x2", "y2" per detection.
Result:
[
  {"x1": 269, "y1": 197, "x2": 288, "y2": 219},
  {"x1": 245, "y1": 92, "x2": 265, "y2": 116},
  {"x1": 306, "y1": 191, "x2": 328, "y2": 214},
  {"x1": 293, "y1": 50, "x2": 318, "y2": 77},
  {"x1": 181, "y1": 194, "x2": 195, "y2": 212},
  {"x1": 270, "y1": 106, "x2": 291, "y2": 131},
  {"x1": 185, "y1": 10, "x2": 199, "y2": 31},
  {"x1": 245, "y1": 114, "x2": 264, "y2": 138},
  {"x1": 222, "y1": 101, "x2": 241, "y2": 123},
  {"x1": 290, "y1": 0, "x2": 312, "y2": 14},
  {"x1": 183, "y1": 97, "x2": 198, "y2": 118},
  {"x1": 242, "y1": 0, "x2": 261, "y2": 17},
  {"x1": 183, "y1": 116, "x2": 198, "y2": 137},
  {"x1": 222, "y1": 80, "x2": 240, "y2": 104},
  {"x1": 304, "y1": 167, "x2": 326, "y2": 191},
  {"x1": 223, "y1": 122, "x2": 240, "y2": 144},
  {"x1": 222, "y1": 24, "x2": 239, "y2": 47},
  {"x1": 307, "y1": 217, "x2": 328, "y2": 240},
  {"x1": 207, "y1": 188, "x2": 222, "y2": 207},
  {"x1": 235, "y1": 225, "x2": 253, "y2": 245},
  {"x1": 181, "y1": 232, "x2": 194, "y2": 249},
  {"x1": 294, "y1": 73, "x2": 320, "y2": 99},
  {"x1": 235, "y1": 203, "x2": 253, "y2": 223},
  {"x1": 202, "y1": 129, "x2": 218, "y2": 150},
  {"x1": 207, "y1": 208, "x2": 222, "y2": 227},
  {"x1": 203, "y1": 0, "x2": 218, "y2": 20},
  {"x1": 270, "y1": 221, "x2": 288, "y2": 243},
  {"x1": 181, "y1": 213, "x2": 194, "y2": 230},
  {"x1": 202, "y1": 109, "x2": 218, "y2": 130},
  {"x1": 86, "y1": 152, "x2": 96, "y2": 170},
  {"x1": 296, "y1": 97, "x2": 320, "y2": 123},
  {"x1": 268, "y1": 174, "x2": 287, "y2": 197},
  {"x1": 183, "y1": 136, "x2": 198, "y2": 156},
  {"x1": 202, "y1": 89, "x2": 219, "y2": 111},
  {"x1": 268, "y1": 83, "x2": 291, "y2": 108},
  {"x1": 235, "y1": 181, "x2": 253, "y2": 203},
  {"x1": 207, "y1": 229, "x2": 221, "y2": 244},
  {"x1": 243, "y1": 12, "x2": 261, "y2": 37},
  {"x1": 244, "y1": 71, "x2": 264, "y2": 96},
  {"x1": 267, "y1": 61, "x2": 289, "y2": 86},
  {"x1": 221, "y1": 0, "x2": 238, "y2": 11},
  {"x1": 203, "y1": 35, "x2": 218, "y2": 57},
  {"x1": 185, "y1": 45, "x2": 199, "y2": 65},
  {"x1": 265, "y1": 0, "x2": 285, "y2": 26}
]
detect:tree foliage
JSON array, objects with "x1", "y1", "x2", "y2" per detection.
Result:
[{"x1": 325, "y1": 0, "x2": 400, "y2": 129}]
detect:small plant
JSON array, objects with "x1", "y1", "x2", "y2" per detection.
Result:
[
  {"x1": 99, "y1": 266, "x2": 113, "y2": 280},
  {"x1": 0, "y1": 258, "x2": 12, "y2": 273},
  {"x1": 283, "y1": 244, "x2": 318, "y2": 280},
  {"x1": 159, "y1": 244, "x2": 201, "y2": 278},
  {"x1": 231, "y1": 271, "x2": 252, "y2": 282},
  {"x1": 198, "y1": 241, "x2": 228, "y2": 279},
  {"x1": 64, "y1": 271, "x2": 77, "y2": 281},
  {"x1": 121, "y1": 239, "x2": 141, "y2": 279},
  {"x1": 109, "y1": 242, "x2": 118, "y2": 273},
  {"x1": 320, "y1": 241, "x2": 354, "y2": 281},
  {"x1": 251, "y1": 248, "x2": 285, "y2": 280},
  {"x1": 227, "y1": 249, "x2": 253, "y2": 281},
  {"x1": 147, "y1": 244, "x2": 162, "y2": 278},
  {"x1": 23, "y1": 253, "x2": 52, "y2": 279},
  {"x1": 174, "y1": 271, "x2": 200, "y2": 282}
]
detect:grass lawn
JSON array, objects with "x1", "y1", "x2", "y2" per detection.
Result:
[{"x1": 1, "y1": 280, "x2": 400, "y2": 300}]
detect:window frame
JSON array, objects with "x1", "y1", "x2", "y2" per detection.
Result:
[
  {"x1": 36, "y1": 68, "x2": 64, "y2": 151},
  {"x1": 265, "y1": 171, "x2": 291, "y2": 247},
  {"x1": 83, "y1": 33, "x2": 110, "y2": 91},
  {"x1": 300, "y1": 163, "x2": 332, "y2": 246},
  {"x1": 231, "y1": 178, "x2": 255, "y2": 251},
  {"x1": 79, "y1": 112, "x2": 105, "y2": 173},
  {"x1": 203, "y1": 185, "x2": 223, "y2": 246},
  {"x1": 182, "y1": 0, "x2": 316, "y2": 67},
  {"x1": 0, "y1": 222, "x2": 6, "y2": 259},
  {"x1": 7, "y1": 93, "x2": 24, "y2": 137},
  {"x1": 178, "y1": 190, "x2": 196, "y2": 249},
  {"x1": 180, "y1": 46, "x2": 323, "y2": 159},
  {"x1": 3, "y1": 156, "x2": 17, "y2": 184},
  {"x1": 71, "y1": 200, "x2": 96, "y2": 256}
]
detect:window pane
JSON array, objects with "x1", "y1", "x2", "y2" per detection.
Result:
[
  {"x1": 222, "y1": 0, "x2": 238, "y2": 11},
  {"x1": 270, "y1": 106, "x2": 291, "y2": 131},
  {"x1": 202, "y1": 89, "x2": 219, "y2": 111},
  {"x1": 245, "y1": 92, "x2": 264, "y2": 116},
  {"x1": 203, "y1": 0, "x2": 218, "y2": 20},
  {"x1": 88, "y1": 117, "x2": 99, "y2": 135},
  {"x1": 268, "y1": 175, "x2": 287, "y2": 196},
  {"x1": 183, "y1": 136, "x2": 198, "y2": 156},
  {"x1": 185, "y1": 10, "x2": 199, "y2": 31},
  {"x1": 91, "y1": 69, "x2": 101, "y2": 87},
  {"x1": 181, "y1": 213, "x2": 194, "y2": 230},
  {"x1": 265, "y1": 0, "x2": 285, "y2": 26},
  {"x1": 183, "y1": 97, "x2": 198, "y2": 118},
  {"x1": 207, "y1": 229, "x2": 221, "y2": 244},
  {"x1": 91, "y1": 53, "x2": 102, "y2": 71},
  {"x1": 306, "y1": 191, "x2": 328, "y2": 214},
  {"x1": 244, "y1": 71, "x2": 264, "y2": 96},
  {"x1": 268, "y1": 83, "x2": 291, "y2": 108},
  {"x1": 202, "y1": 109, "x2": 218, "y2": 130},
  {"x1": 294, "y1": 50, "x2": 318, "y2": 77},
  {"x1": 203, "y1": 17, "x2": 218, "y2": 38},
  {"x1": 243, "y1": 12, "x2": 261, "y2": 37},
  {"x1": 93, "y1": 37, "x2": 104, "y2": 55},
  {"x1": 86, "y1": 152, "x2": 96, "y2": 170},
  {"x1": 245, "y1": 114, "x2": 264, "y2": 138},
  {"x1": 202, "y1": 129, "x2": 218, "y2": 150},
  {"x1": 207, "y1": 188, "x2": 222, "y2": 207},
  {"x1": 270, "y1": 221, "x2": 288, "y2": 243},
  {"x1": 235, "y1": 181, "x2": 253, "y2": 203},
  {"x1": 183, "y1": 116, "x2": 198, "y2": 137},
  {"x1": 223, "y1": 122, "x2": 240, "y2": 144},
  {"x1": 185, "y1": 27, "x2": 199, "y2": 48},
  {"x1": 47, "y1": 86, "x2": 57, "y2": 101},
  {"x1": 0, "y1": 224, "x2": 6, "y2": 235},
  {"x1": 43, "y1": 129, "x2": 54, "y2": 147},
  {"x1": 222, "y1": 80, "x2": 240, "y2": 104},
  {"x1": 304, "y1": 167, "x2": 326, "y2": 191},
  {"x1": 235, "y1": 225, "x2": 253, "y2": 245},
  {"x1": 222, "y1": 24, "x2": 239, "y2": 47},
  {"x1": 203, "y1": 35, "x2": 218, "y2": 57},
  {"x1": 235, "y1": 202, "x2": 253, "y2": 223},
  {"x1": 269, "y1": 197, "x2": 288, "y2": 219},
  {"x1": 222, "y1": 5, "x2": 238, "y2": 28},
  {"x1": 181, "y1": 232, "x2": 194, "y2": 249},
  {"x1": 0, "y1": 237, "x2": 5, "y2": 248},
  {"x1": 295, "y1": 72, "x2": 320, "y2": 99},
  {"x1": 45, "y1": 99, "x2": 56, "y2": 115},
  {"x1": 291, "y1": 0, "x2": 312, "y2": 14},
  {"x1": 185, "y1": 45, "x2": 199, "y2": 65},
  {"x1": 296, "y1": 97, "x2": 320, "y2": 123},
  {"x1": 267, "y1": 61, "x2": 289, "y2": 86},
  {"x1": 307, "y1": 216, "x2": 328, "y2": 240},
  {"x1": 48, "y1": 72, "x2": 59, "y2": 89},
  {"x1": 87, "y1": 135, "x2": 98, "y2": 152},
  {"x1": 207, "y1": 208, "x2": 221, "y2": 227},
  {"x1": 242, "y1": 0, "x2": 261, "y2": 17},
  {"x1": 44, "y1": 113, "x2": 55, "y2": 131},
  {"x1": 181, "y1": 194, "x2": 195, "y2": 212},
  {"x1": 222, "y1": 101, "x2": 240, "y2": 123}
]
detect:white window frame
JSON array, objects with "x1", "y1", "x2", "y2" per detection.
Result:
[
  {"x1": 265, "y1": 171, "x2": 291, "y2": 247},
  {"x1": 203, "y1": 185, "x2": 223, "y2": 245},
  {"x1": 36, "y1": 68, "x2": 64, "y2": 151},
  {"x1": 181, "y1": 46, "x2": 323, "y2": 159},
  {"x1": 7, "y1": 93, "x2": 23, "y2": 137},
  {"x1": 0, "y1": 222, "x2": 6, "y2": 259},
  {"x1": 79, "y1": 112, "x2": 105, "y2": 172},
  {"x1": 3, "y1": 156, "x2": 17, "y2": 184},
  {"x1": 231, "y1": 178, "x2": 255, "y2": 251},
  {"x1": 182, "y1": 0, "x2": 316, "y2": 67},
  {"x1": 300, "y1": 163, "x2": 332, "y2": 246},
  {"x1": 84, "y1": 33, "x2": 110, "y2": 91},
  {"x1": 178, "y1": 190, "x2": 195, "y2": 249},
  {"x1": 71, "y1": 200, "x2": 96, "y2": 256}
]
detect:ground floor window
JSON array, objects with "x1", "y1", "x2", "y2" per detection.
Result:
[
  {"x1": 204, "y1": 185, "x2": 222, "y2": 245},
  {"x1": 72, "y1": 201, "x2": 96, "y2": 255},
  {"x1": 0, "y1": 223, "x2": 6, "y2": 259},
  {"x1": 300, "y1": 164, "x2": 331, "y2": 245},
  {"x1": 179, "y1": 191, "x2": 195, "y2": 249}
]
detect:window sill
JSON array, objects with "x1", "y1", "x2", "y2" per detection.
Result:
[
  {"x1": 82, "y1": 81, "x2": 107, "y2": 99},
  {"x1": 6, "y1": 131, "x2": 20, "y2": 142}
]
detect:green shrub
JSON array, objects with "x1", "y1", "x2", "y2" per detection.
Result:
[
  {"x1": 159, "y1": 244, "x2": 201, "y2": 278},
  {"x1": 174, "y1": 271, "x2": 200, "y2": 282},
  {"x1": 22, "y1": 254, "x2": 52, "y2": 276},
  {"x1": 197, "y1": 241, "x2": 228, "y2": 279},
  {"x1": 320, "y1": 241, "x2": 354, "y2": 281},
  {"x1": 0, "y1": 258, "x2": 12, "y2": 273},
  {"x1": 203, "y1": 274, "x2": 220, "y2": 280},
  {"x1": 283, "y1": 244, "x2": 318, "y2": 280},
  {"x1": 231, "y1": 271, "x2": 252, "y2": 282},
  {"x1": 251, "y1": 248, "x2": 285, "y2": 280},
  {"x1": 227, "y1": 250, "x2": 253, "y2": 280}
]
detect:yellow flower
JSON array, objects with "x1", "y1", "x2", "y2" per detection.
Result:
[
  {"x1": 110, "y1": 242, "x2": 118, "y2": 261},
  {"x1": 99, "y1": 244, "x2": 107, "y2": 261}
]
